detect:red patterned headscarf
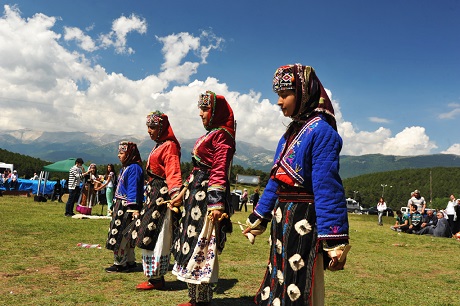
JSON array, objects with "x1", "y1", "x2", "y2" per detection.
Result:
[
  {"x1": 198, "y1": 90, "x2": 235, "y2": 138},
  {"x1": 146, "y1": 111, "x2": 180, "y2": 150},
  {"x1": 118, "y1": 141, "x2": 142, "y2": 167},
  {"x1": 273, "y1": 64, "x2": 337, "y2": 130}
]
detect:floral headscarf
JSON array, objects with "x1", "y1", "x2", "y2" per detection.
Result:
[
  {"x1": 118, "y1": 141, "x2": 142, "y2": 167},
  {"x1": 273, "y1": 64, "x2": 337, "y2": 130},
  {"x1": 146, "y1": 111, "x2": 180, "y2": 149},
  {"x1": 197, "y1": 90, "x2": 235, "y2": 138}
]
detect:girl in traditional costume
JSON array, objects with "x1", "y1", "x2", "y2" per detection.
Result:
[
  {"x1": 105, "y1": 141, "x2": 144, "y2": 273},
  {"x1": 170, "y1": 91, "x2": 235, "y2": 306},
  {"x1": 134, "y1": 111, "x2": 183, "y2": 290},
  {"x1": 243, "y1": 64, "x2": 350, "y2": 306}
]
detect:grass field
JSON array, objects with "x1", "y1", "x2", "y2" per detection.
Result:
[{"x1": 1, "y1": 195, "x2": 459, "y2": 306}]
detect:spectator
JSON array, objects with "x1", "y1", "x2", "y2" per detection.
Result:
[
  {"x1": 10, "y1": 170, "x2": 19, "y2": 190},
  {"x1": 2, "y1": 169, "x2": 11, "y2": 190},
  {"x1": 429, "y1": 211, "x2": 452, "y2": 238},
  {"x1": 391, "y1": 210, "x2": 409, "y2": 232},
  {"x1": 455, "y1": 199, "x2": 460, "y2": 234},
  {"x1": 408, "y1": 189, "x2": 426, "y2": 214},
  {"x1": 239, "y1": 188, "x2": 249, "y2": 212},
  {"x1": 252, "y1": 188, "x2": 260, "y2": 212},
  {"x1": 416, "y1": 209, "x2": 438, "y2": 235},
  {"x1": 52, "y1": 181, "x2": 63, "y2": 202},
  {"x1": 377, "y1": 197, "x2": 387, "y2": 226},
  {"x1": 94, "y1": 164, "x2": 117, "y2": 216},
  {"x1": 30, "y1": 172, "x2": 38, "y2": 180},
  {"x1": 65, "y1": 158, "x2": 89, "y2": 217},
  {"x1": 445, "y1": 194, "x2": 457, "y2": 234},
  {"x1": 407, "y1": 203, "x2": 423, "y2": 234},
  {"x1": 421, "y1": 209, "x2": 437, "y2": 228}
]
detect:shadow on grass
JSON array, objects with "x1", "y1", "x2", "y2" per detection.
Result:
[
  {"x1": 213, "y1": 296, "x2": 255, "y2": 306},
  {"x1": 215, "y1": 278, "x2": 238, "y2": 294}
]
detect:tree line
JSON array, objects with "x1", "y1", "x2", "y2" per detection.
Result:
[
  {"x1": 4, "y1": 147, "x2": 458, "y2": 210},
  {"x1": 342, "y1": 167, "x2": 460, "y2": 210}
]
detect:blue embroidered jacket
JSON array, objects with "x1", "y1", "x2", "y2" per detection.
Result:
[
  {"x1": 114, "y1": 163, "x2": 144, "y2": 210},
  {"x1": 254, "y1": 114, "x2": 349, "y2": 240}
]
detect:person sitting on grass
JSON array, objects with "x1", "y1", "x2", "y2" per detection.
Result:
[
  {"x1": 421, "y1": 209, "x2": 437, "y2": 229},
  {"x1": 407, "y1": 203, "x2": 423, "y2": 234},
  {"x1": 391, "y1": 210, "x2": 409, "y2": 232},
  {"x1": 419, "y1": 210, "x2": 452, "y2": 237}
]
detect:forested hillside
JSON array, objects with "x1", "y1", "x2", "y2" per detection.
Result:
[
  {"x1": 342, "y1": 167, "x2": 460, "y2": 210},
  {"x1": 0, "y1": 149, "x2": 49, "y2": 178}
]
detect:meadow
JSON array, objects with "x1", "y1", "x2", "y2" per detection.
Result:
[{"x1": 1, "y1": 196, "x2": 459, "y2": 306}]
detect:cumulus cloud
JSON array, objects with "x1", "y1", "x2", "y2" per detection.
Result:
[
  {"x1": 64, "y1": 26, "x2": 97, "y2": 52},
  {"x1": 441, "y1": 144, "x2": 460, "y2": 156},
  {"x1": 0, "y1": 5, "x2": 440, "y2": 156},
  {"x1": 99, "y1": 13, "x2": 147, "y2": 54}
]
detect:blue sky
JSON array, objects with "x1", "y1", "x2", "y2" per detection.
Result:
[{"x1": 1, "y1": 0, "x2": 459, "y2": 156}]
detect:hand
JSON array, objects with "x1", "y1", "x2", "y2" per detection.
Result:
[
  {"x1": 169, "y1": 187, "x2": 186, "y2": 210},
  {"x1": 169, "y1": 196, "x2": 182, "y2": 211},
  {"x1": 132, "y1": 211, "x2": 140, "y2": 219},
  {"x1": 208, "y1": 210, "x2": 223, "y2": 223},
  {"x1": 327, "y1": 245, "x2": 351, "y2": 271}
]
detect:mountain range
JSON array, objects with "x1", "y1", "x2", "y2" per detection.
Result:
[{"x1": 2, "y1": 129, "x2": 460, "y2": 178}]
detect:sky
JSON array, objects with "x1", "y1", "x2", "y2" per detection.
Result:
[{"x1": 0, "y1": 0, "x2": 459, "y2": 156}]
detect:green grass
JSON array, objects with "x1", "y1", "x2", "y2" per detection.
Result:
[{"x1": 1, "y1": 196, "x2": 459, "y2": 305}]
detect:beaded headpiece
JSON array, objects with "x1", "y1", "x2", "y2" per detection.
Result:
[
  {"x1": 146, "y1": 111, "x2": 163, "y2": 128},
  {"x1": 198, "y1": 91, "x2": 215, "y2": 109},
  {"x1": 118, "y1": 141, "x2": 128, "y2": 153},
  {"x1": 273, "y1": 65, "x2": 296, "y2": 93}
]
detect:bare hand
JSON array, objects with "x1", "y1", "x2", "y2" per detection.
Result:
[
  {"x1": 327, "y1": 245, "x2": 351, "y2": 271},
  {"x1": 327, "y1": 250, "x2": 346, "y2": 271},
  {"x1": 208, "y1": 210, "x2": 223, "y2": 223}
]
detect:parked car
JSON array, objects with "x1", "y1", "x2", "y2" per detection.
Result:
[
  {"x1": 346, "y1": 198, "x2": 366, "y2": 214},
  {"x1": 367, "y1": 206, "x2": 394, "y2": 217}
]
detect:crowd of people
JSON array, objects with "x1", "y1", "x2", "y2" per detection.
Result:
[
  {"x1": 60, "y1": 65, "x2": 351, "y2": 306},
  {"x1": 390, "y1": 190, "x2": 460, "y2": 238},
  {"x1": 1, "y1": 169, "x2": 19, "y2": 190}
]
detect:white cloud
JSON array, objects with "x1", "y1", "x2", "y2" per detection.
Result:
[
  {"x1": 369, "y1": 116, "x2": 390, "y2": 124},
  {"x1": 438, "y1": 103, "x2": 460, "y2": 119},
  {"x1": 64, "y1": 26, "x2": 97, "y2": 52},
  {"x1": 441, "y1": 144, "x2": 460, "y2": 156},
  {"x1": 0, "y1": 5, "x2": 442, "y2": 157},
  {"x1": 99, "y1": 14, "x2": 147, "y2": 54}
]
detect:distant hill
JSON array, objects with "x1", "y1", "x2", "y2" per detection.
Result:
[
  {"x1": 342, "y1": 167, "x2": 460, "y2": 210},
  {"x1": 2, "y1": 129, "x2": 460, "y2": 178},
  {"x1": 340, "y1": 154, "x2": 460, "y2": 178}
]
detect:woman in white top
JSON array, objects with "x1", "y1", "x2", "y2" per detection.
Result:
[
  {"x1": 377, "y1": 197, "x2": 387, "y2": 226},
  {"x1": 445, "y1": 194, "x2": 457, "y2": 233}
]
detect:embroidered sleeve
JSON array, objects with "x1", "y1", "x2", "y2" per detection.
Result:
[
  {"x1": 125, "y1": 164, "x2": 144, "y2": 209},
  {"x1": 253, "y1": 178, "x2": 279, "y2": 220}
]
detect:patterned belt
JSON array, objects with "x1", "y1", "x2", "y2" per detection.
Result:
[{"x1": 276, "y1": 187, "x2": 314, "y2": 203}]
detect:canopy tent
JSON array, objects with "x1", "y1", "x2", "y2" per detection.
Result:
[
  {"x1": 43, "y1": 158, "x2": 87, "y2": 173},
  {"x1": 29, "y1": 158, "x2": 88, "y2": 198}
]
